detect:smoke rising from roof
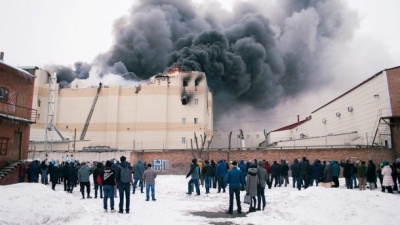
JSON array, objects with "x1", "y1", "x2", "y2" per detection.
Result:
[{"x1": 49, "y1": 0, "x2": 357, "y2": 127}]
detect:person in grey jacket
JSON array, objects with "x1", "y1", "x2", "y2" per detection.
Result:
[
  {"x1": 132, "y1": 159, "x2": 145, "y2": 194},
  {"x1": 246, "y1": 164, "x2": 259, "y2": 213},
  {"x1": 78, "y1": 161, "x2": 93, "y2": 199},
  {"x1": 257, "y1": 161, "x2": 268, "y2": 210}
]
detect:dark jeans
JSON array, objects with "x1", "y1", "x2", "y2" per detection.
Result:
[
  {"x1": 94, "y1": 182, "x2": 103, "y2": 198},
  {"x1": 272, "y1": 175, "x2": 280, "y2": 187},
  {"x1": 228, "y1": 187, "x2": 241, "y2": 213},
  {"x1": 51, "y1": 181, "x2": 57, "y2": 190},
  {"x1": 217, "y1": 177, "x2": 225, "y2": 192},
  {"x1": 133, "y1": 178, "x2": 143, "y2": 193},
  {"x1": 240, "y1": 174, "x2": 246, "y2": 191},
  {"x1": 146, "y1": 184, "x2": 155, "y2": 200},
  {"x1": 292, "y1": 176, "x2": 299, "y2": 188},
  {"x1": 332, "y1": 176, "x2": 339, "y2": 187},
  {"x1": 297, "y1": 174, "x2": 309, "y2": 190},
  {"x1": 345, "y1": 177, "x2": 353, "y2": 189},
  {"x1": 80, "y1": 181, "x2": 91, "y2": 197},
  {"x1": 204, "y1": 176, "x2": 211, "y2": 193},
  {"x1": 188, "y1": 178, "x2": 200, "y2": 195},
  {"x1": 64, "y1": 177, "x2": 69, "y2": 191},
  {"x1": 309, "y1": 178, "x2": 319, "y2": 186},
  {"x1": 103, "y1": 185, "x2": 115, "y2": 210},
  {"x1": 351, "y1": 174, "x2": 358, "y2": 187},
  {"x1": 382, "y1": 186, "x2": 393, "y2": 193},
  {"x1": 257, "y1": 185, "x2": 266, "y2": 209},
  {"x1": 118, "y1": 182, "x2": 131, "y2": 213}
]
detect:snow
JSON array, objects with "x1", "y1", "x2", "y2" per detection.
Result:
[{"x1": 1, "y1": 176, "x2": 399, "y2": 225}]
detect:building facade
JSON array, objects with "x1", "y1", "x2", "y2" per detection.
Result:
[
  {"x1": 28, "y1": 68, "x2": 213, "y2": 160},
  {"x1": 211, "y1": 130, "x2": 265, "y2": 150},
  {"x1": 0, "y1": 58, "x2": 36, "y2": 167},
  {"x1": 265, "y1": 66, "x2": 400, "y2": 157}
]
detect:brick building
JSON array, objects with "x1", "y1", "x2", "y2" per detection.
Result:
[{"x1": 0, "y1": 55, "x2": 36, "y2": 168}]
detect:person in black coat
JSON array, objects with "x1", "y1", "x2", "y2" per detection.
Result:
[
  {"x1": 93, "y1": 162, "x2": 104, "y2": 198},
  {"x1": 340, "y1": 159, "x2": 354, "y2": 189},
  {"x1": 290, "y1": 159, "x2": 300, "y2": 188},
  {"x1": 210, "y1": 160, "x2": 217, "y2": 189},
  {"x1": 298, "y1": 157, "x2": 310, "y2": 190},
  {"x1": 50, "y1": 163, "x2": 59, "y2": 190},
  {"x1": 62, "y1": 162, "x2": 71, "y2": 191},
  {"x1": 202, "y1": 160, "x2": 214, "y2": 194},
  {"x1": 366, "y1": 160, "x2": 377, "y2": 190},
  {"x1": 280, "y1": 160, "x2": 289, "y2": 187},
  {"x1": 68, "y1": 163, "x2": 78, "y2": 193},
  {"x1": 271, "y1": 161, "x2": 281, "y2": 187}
]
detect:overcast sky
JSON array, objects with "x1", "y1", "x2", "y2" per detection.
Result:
[
  {"x1": 1, "y1": 0, "x2": 399, "y2": 130},
  {"x1": 0, "y1": 0, "x2": 398, "y2": 69}
]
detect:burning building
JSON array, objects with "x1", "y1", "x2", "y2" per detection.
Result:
[{"x1": 27, "y1": 67, "x2": 213, "y2": 160}]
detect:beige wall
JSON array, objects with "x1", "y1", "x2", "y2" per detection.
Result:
[{"x1": 29, "y1": 71, "x2": 213, "y2": 151}]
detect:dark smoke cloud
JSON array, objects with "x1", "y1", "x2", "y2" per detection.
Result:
[{"x1": 48, "y1": 0, "x2": 357, "y2": 126}]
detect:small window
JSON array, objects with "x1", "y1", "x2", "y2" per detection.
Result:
[
  {"x1": 194, "y1": 99, "x2": 198, "y2": 105},
  {"x1": 182, "y1": 137, "x2": 186, "y2": 144},
  {"x1": 37, "y1": 113, "x2": 40, "y2": 120},
  {"x1": 194, "y1": 118, "x2": 198, "y2": 124},
  {"x1": 256, "y1": 134, "x2": 260, "y2": 138},
  {"x1": 37, "y1": 98, "x2": 41, "y2": 107},
  {"x1": 182, "y1": 118, "x2": 186, "y2": 125},
  {"x1": 0, "y1": 87, "x2": 8, "y2": 102},
  {"x1": 247, "y1": 135, "x2": 250, "y2": 138},
  {"x1": 0, "y1": 137, "x2": 9, "y2": 156},
  {"x1": 237, "y1": 135, "x2": 240, "y2": 138}
]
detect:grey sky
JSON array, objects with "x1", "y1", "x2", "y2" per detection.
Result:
[{"x1": 1, "y1": 0, "x2": 399, "y2": 131}]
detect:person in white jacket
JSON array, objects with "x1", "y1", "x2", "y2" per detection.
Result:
[{"x1": 381, "y1": 161, "x2": 394, "y2": 193}]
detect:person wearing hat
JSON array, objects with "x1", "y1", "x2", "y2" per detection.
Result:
[
  {"x1": 224, "y1": 161, "x2": 243, "y2": 214},
  {"x1": 186, "y1": 158, "x2": 200, "y2": 195},
  {"x1": 100, "y1": 160, "x2": 116, "y2": 212}
]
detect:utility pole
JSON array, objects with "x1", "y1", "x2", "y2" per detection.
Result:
[{"x1": 44, "y1": 72, "x2": 56, "y2": 161}]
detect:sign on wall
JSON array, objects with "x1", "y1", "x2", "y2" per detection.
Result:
[{"x1": 152, "y1": 159, "x2": 169, "y2": 171}]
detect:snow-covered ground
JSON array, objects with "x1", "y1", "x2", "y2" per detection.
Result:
[{"x1": 1, "y1": 176, "x2": 399, "y2": 225}]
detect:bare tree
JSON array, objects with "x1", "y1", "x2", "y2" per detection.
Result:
[
  {"x1": 190, "y1": 132, "x2": 211, "y2": 160},
  {"x1": 227, "y1": 131, "x2": 232, "y2": 162},
  {"x1": 206, "y1": 135, "x2": 213, "y2": 160}
]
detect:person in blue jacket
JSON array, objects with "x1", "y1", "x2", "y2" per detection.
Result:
[
  {"x1": 238, "y1": 160, "x2": 247, "y2": 191},
  {"x1": 224, "y1": 161, "x2": 243, "y2": 214},
  {"x1": 216, "y1": 160, "x2": 227, "y2": 193}
]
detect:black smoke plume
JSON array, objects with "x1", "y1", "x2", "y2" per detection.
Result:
[{"x1": 49, "y1": 0, "x2": 357, "y2": 125}]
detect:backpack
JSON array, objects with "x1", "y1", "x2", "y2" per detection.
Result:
[{"x1": 119, "y1": 165, "x2": 131, "y2": 183}]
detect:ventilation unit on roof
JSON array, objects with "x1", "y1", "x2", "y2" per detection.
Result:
[
  {"x1": 347, "y1": 106, "x2": 353, "y2": 112},
  {"x1": 336, "y1": 112, "x2": 341, "y2": 117},
  {"x1": 322, "y1": 118, "x2": 327, "y2": 124}
]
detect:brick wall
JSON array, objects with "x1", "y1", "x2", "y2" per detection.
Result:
[
  {"x1": 0, "y1": 166, "x2": 19, "y2": 185},
  {"x1": 0, "y1": 63, "x2": 35, "y2": 168},
  {"x1": 386, "y1": 67, "x2": 400, "y2": 158},
  {"x1": 129, "y1": 147, "x2": 395, "y2": 175}
]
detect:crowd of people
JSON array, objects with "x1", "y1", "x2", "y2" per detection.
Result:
[
  {"x1": 17, "y1": 156, "x2": 157, "y2": 213},
  {"x1": 185, "y1": 157, "x2": 400, "y2": 214},
  {"x1": 17, "y1": 156, "x2": 400, "y2": 214}
]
